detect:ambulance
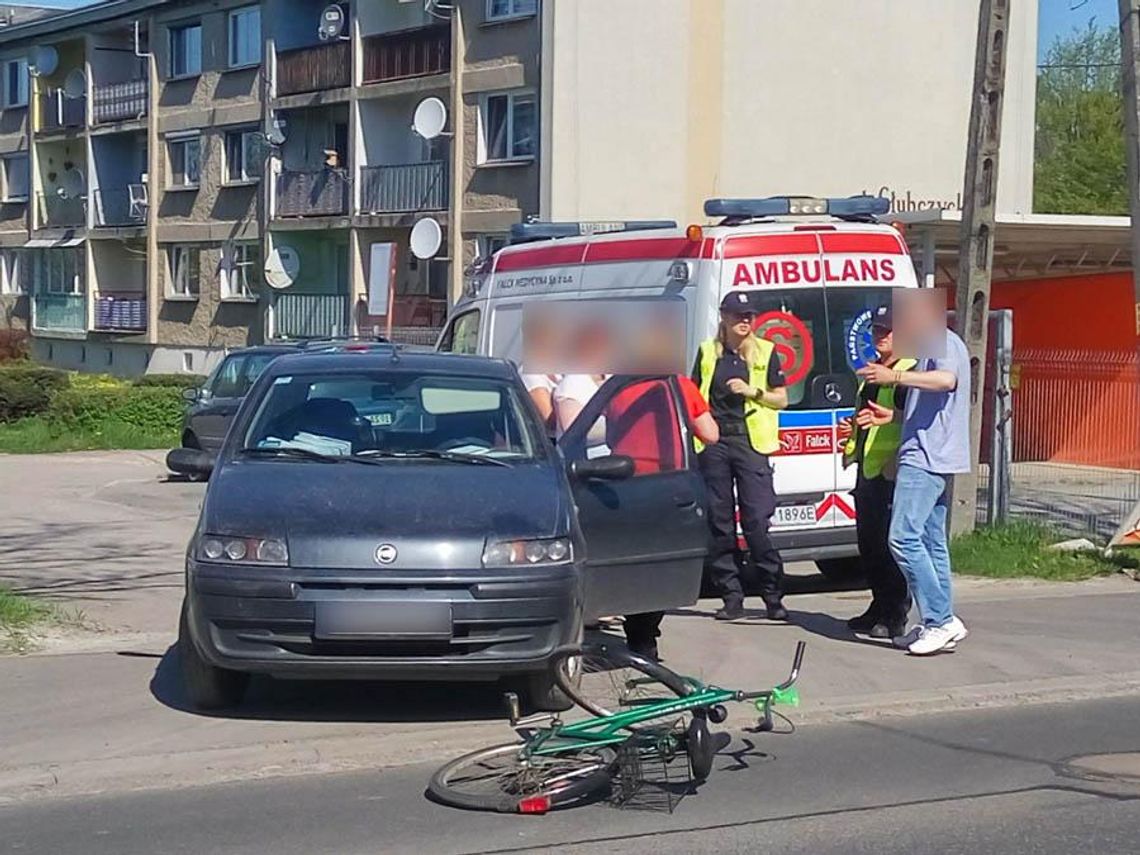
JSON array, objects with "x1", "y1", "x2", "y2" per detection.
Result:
[{"x1": 436, "y1": 195, "x2": 921, "y2": 579}]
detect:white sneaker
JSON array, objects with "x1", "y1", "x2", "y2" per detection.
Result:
[
  {"x1": 908, "y1": 624, "x2": 956, "y2": 656},
  {"x1": 945, "y1": 616, "x2": 969, "y2": 643},
  {"x1": 892, "y1": 625, "x2": 923, "y2": 650}
]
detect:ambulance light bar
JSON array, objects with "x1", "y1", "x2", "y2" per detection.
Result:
[
  {"x1": 704, "y1": 195, "x2": 891, "y2": 219},
  {"x1": 509, "y1": 220, "x2": 677, "y2": 244}
]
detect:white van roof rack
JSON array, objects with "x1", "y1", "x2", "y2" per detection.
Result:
[
  {"x1": 509, "y1": 220, "x2": 677, "y2": 244},
  {"x1": 705, "y1": 195, "x2": 889, "y2": 224}
]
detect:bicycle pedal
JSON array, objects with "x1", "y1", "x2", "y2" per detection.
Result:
[{"x1": 503, "y1": 692, "x2": 521, "y2": 725}]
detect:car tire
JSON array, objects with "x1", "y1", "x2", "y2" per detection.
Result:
[
  {"x1": 815, "y1": 557, "x2": 865, "y2": 583},
  {"x1": 176, "y1": 433, "x2": 209, "y2": 482},
  {"x1": 178, "y1": 602, "x2": 250, "y2": 711}
]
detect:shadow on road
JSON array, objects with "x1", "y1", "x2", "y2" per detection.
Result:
[{"x1": 149, "y1": 645, "x2": 513, "y2": 725}]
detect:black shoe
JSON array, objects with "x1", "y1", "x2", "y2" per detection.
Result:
[
  {"x1": 869, "y1": 616, "x2": 908, "y2": 640},
  {"x1": 846, "y1": 605, "x2": 881, "y2": 633},
  {"x1": 715, "y1": 601, "x2": 745, "y2": 621},
  {"x1": 628, "y1": 642, "x2": 660, "y2": 662},
  {"x1": 765, "y1": 600, "x2": 789, "y2": 621}
]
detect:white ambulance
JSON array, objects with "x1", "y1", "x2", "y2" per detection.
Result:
[{"x1": 436, "y1": 196, "x2": 921, "y2": 579}]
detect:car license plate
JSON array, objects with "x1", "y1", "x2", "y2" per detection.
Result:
[
  {"x1": 314, "y1": 601, "x2": 452, "y2": 640},
  {"x1": 773, "y1": 504, "x2": 817, "y2": 527}
]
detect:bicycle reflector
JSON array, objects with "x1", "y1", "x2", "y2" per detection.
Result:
[{"x1": 518, "y1": 795, "x2": 552, "y2": 814}]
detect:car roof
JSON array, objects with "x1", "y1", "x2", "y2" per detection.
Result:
[
  {"x1": 263, "y1": 347, "x2": 518, "y2": 380},
  {"x1": 222, "y1": 343, "x2": 304, "y2": 357}
]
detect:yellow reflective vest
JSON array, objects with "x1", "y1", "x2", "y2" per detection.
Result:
[
  {"x1": 843, "y1": 357, "x2": 918, "y2": 479},
  {"x1": 693, "y1": 337, "x2": 780, "y2": 455}
]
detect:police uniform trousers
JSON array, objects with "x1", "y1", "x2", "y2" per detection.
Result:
[
  {"x1": 699, "y1": 432, "x2": 784, "y2": 604},
  {"x1": 854, "y1": 472, "x2": 911, "y2": 623}
]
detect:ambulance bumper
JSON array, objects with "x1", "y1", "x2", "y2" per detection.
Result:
[{"x1": 771, "y1": 525, "x2": 858, "y2": 562}]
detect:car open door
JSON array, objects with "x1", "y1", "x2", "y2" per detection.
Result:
[{"x1": 559, "y1": 375, "x2": 708, "y2": 620}]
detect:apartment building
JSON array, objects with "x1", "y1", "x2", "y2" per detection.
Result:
[{"x1": 0, "y1": 0, "x2": 540, "y2": 375}]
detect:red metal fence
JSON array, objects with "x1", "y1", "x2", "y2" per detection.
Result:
[{"x1": 1011, "y1": 348, "x2": 1140, "y2": 470}]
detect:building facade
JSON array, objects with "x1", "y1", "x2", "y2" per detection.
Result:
[{"x1": 0, "y1": 0, "x2": 540, "y2": 375}]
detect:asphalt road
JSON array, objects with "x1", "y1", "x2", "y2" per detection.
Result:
[{"x1": 6, "y1": 696, "x2": 1140, "y2": 855}]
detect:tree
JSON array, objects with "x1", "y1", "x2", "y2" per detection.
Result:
[{"x1": 1034, "y1": 21, "x2": 1128, "y2": 214}]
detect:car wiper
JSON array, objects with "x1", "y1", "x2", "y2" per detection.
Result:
[
  {"x1": 239, "y1": 446, "x2": 346, "y2": 463},
  {"x1": 353, "y1": 449, "x2": 513, "y2": 467}
]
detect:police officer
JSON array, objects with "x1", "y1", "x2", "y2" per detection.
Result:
[
  {"x1": 839, "y1": 305, "x2": 916, "y2": 638},
  {"x1": 692, "y1": 291, "x2": 789, "y2": 621}
]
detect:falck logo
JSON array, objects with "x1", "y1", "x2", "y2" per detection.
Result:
[{"x1": 374, "y1": 544, "x2": 398, "y2": 565}]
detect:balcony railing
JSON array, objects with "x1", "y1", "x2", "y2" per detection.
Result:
[
  {"x1": 93, "y1": 188, "x2": 147, "y2": 227},
  {"x1": 39, "y1": 90, "x2": 86, "y2": 131},
  {"x1": 92, "y1": 79, "x2": 148, "y2": 124},
  {"x1": 32, "y1": 293, "x2": 85, "y2": 332},
  {"x1": 94, "y1": 294, "x2": 146, "y2": 332},
  {"x1": 276, "y1": 41, "x2": 351, "y2": 96},
  {"x1": 361, "y1": 161, "x2": 448, "y2": 214},
  {"x1": 363, "y1": 24, "x2": 451, "y2": 84},
  {"x1": 275, "y1": 169, "x2": 350, "y2": 217},
  {"x1": 272, "y1": 292, "x2": 350, "y2": 339},
  {"x1": 37, "y1": 193, "x2": 86, "y2": 228}
]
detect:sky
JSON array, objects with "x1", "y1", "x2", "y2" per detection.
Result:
[{"x1": 1038, "y1": 0, "x2": 1120, "y2": 59}]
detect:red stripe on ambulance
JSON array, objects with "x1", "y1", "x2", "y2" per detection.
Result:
[
  {"x1": 819, "y1": 232, "x2": 905, "y2": 254},
  {"x1": 495, "y1": 243, "x2": 586, "y2": 271},
  {"x1": 584, "y1": 237, "x2": 704, "y2": 263},
  {"x1": 722, "y1": 233, "x2": 820, "y2": 259}
]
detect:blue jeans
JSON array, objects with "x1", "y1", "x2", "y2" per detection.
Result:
[{"x1": 888, "y1": 464, "x2": 953, "y2": 628}]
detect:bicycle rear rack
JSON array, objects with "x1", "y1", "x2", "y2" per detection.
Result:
[{"x1": 610, "y1": 741, "x2": 691, "y2": 814}]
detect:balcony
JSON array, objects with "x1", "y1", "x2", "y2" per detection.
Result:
[
  {"x1": 93, "y1": 188, "x2": 147, "y2": 227},
  {"x1": 93, "y1": 293, "x2": 146, "y2": 332},
  {"x1": 276, "y1": 41, "x2": 351, "y2": 97},
  {"x1": 92, "y1": 79, "x2": 148, "y2": 124},
  {"x1": 275, "y1": 169, "x2": 350, "y2": 217},
  {"x1": 363, "y1": 24, "x2": 450, "y2": 85},
  {"x1": 272, "y1": 292, "x2": 350, "y2": 339},
  {"x1": 360, "y1": 162, "x2": 448, "y2": 214},
  {"x1": 32, "y1": 293, "x2": 86, "y2": 332},
  {"x1": 37, "y1": 193, "x2": 86, "y2": 229},
  {"x1": 39, "y1": 91, "x2": 86, "y2": 131}
]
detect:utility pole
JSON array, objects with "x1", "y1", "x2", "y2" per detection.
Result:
[
  {"x1": 1120, "y1": 0, "x2": 1140, "y2": 349},
  {"x1": 950, "y1": 0, "x2": 1009, "y2": 537}
]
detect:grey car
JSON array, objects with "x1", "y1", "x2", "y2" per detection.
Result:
[{"x1": 172, "y1": 343, "x2": 709, "y2": 712}]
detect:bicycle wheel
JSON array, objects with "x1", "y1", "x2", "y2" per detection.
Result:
[
  {"x1": 429, "y1": 742, "x2": 615, "y2": 814},
  {"x1": 551, "y1": 642, "x2": 694, "y2": 721}
]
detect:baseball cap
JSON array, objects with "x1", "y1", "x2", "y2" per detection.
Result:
[
  {"x1": 871, "y1": 305, "x2": 893, "y2": 329},
  {"x1": 720, "y1": 291, "x2": 755, "y2": 313}
]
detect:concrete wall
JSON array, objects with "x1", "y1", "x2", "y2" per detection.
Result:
[
  {"x1": 155, "y1": 242, "x2": 263, "y2": 348},
  {"x1": 543, "y1": 0, "x2": 1039, "y2": 223}
]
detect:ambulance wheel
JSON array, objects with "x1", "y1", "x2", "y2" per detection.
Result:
[{"x1": 815, "y1": 557, "x2": 864, "y2": 584}]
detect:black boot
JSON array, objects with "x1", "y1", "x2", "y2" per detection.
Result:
[
  {"x1": 847, "y1": 604, "x2": 882, "y2": 633},
  {"x1": 764, "y1": 597, "x2": 789, "y2": 621},
  {"x1": 715, "y1": 599, "x2": 745, "y2": 621}
]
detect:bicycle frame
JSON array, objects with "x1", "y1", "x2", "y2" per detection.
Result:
[{"x1": 525, "y1": 640, "x2": 806, "y2": 758}]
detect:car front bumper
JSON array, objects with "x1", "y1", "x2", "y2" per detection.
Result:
[{"x1": 184, "y1": 561, "x2": 581, "y2": 680}]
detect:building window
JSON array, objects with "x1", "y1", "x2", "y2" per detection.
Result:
[
  {"x1": 169, "y1": 22, "x2": 202, "y2": 78},
  {"x1": 2, "y1": 58, "x2": 28, "y2": 108},
  {"x1": 34, "y1": 249, "x2": 81, "y2": 295},
  {"x1": 168, "y1": 245, "x2": 200, "y2": 298},
  {"x1": 487, "y1": 0, "x2": 537, "y2": 21},
  {"x1": 2, "y1": 153, "x2": 28, "y2": 201},
  {"x1": 479, "y1": 91, "x2": 536, "y2": 163},
  {"x1": 222, "y1": 242, "x2": 258, "y2": 300},
  {"x1": 224, "y1": 128, "x2": 262, "y2": 183},
  {"x1": 228, "y1": 6, "x2": 261, "y2": 68},
  {"x1": 168, "y1": 134, "x2": 201, "y2": 188},
  {"x1": 0, "y1": 249, "x2": 25, "y2": 295}
]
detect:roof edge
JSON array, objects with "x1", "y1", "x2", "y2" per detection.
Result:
[{"x1": 0, "y1": 0, "x2": 171, "y2": 46}]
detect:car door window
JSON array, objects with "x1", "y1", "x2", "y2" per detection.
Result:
[
  {"x1": 438, "y1": 309, "x2": 481, "y2": 355},
  {"x1": 209, "y1": 356, "x2": 246, "y2": 398}
]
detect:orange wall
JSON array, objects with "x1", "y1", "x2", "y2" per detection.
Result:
[{"x1": 990, "y1": 272, "x2": 1135, "y2": 351}]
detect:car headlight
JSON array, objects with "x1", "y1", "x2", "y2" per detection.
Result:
[
  {"x1": 482, "y1": 537, "x2": 572, "y2": 568},
  {"x1": 198, "y1": 535, "x2": 289, "y2": 566}
]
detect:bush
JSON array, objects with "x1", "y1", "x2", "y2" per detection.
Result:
[
  {"x1": 0, "y1": 366, "x2": 70, "y2": 423},
  {"x1": 0, "y1": 329, "x2": 29, "y2": 362},
  {"x1": 133, "y1": 373, "x2": 208, "y2": 389},
  {"x1": 49, "y1": 385, "x2": 185, "y2": 435},
  {"x1": 69, "y1": 372, "x2": 127, "y2": 390}
]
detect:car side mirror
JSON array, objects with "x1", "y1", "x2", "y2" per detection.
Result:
[
  {"x1": 166, "y1": 448, "x2": 214, "y2": 478},
  {"x1": 182, "y1": 386, "x2": 202, "y2": 403},
  {"x1": 569, "y1": 454, "x2": 635, "y2": 482}
]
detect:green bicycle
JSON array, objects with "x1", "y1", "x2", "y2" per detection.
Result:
[{"x1": 429, "y1": 640, "x2": 806, "y2": 814}]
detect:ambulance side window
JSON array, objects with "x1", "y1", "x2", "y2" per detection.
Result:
[{"x1": 439, "y1": 309, "x2": 481, "y2": 355}]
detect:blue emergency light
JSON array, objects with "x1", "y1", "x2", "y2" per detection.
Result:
[
  {"x1": 703, "y1": 195, "x2": 890, "y2": 219},
  {"x1": 509, "y1": 220, "x2": 677, "y2": 244}
]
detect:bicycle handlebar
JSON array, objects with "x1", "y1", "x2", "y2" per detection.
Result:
[{"x1": 738, "y1": 640, "x2": 807, "y2": 701}]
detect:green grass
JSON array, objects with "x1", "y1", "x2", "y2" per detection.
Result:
[
  {"x1": 0, "y1": 586, "x2": 55, "y2": 652},
  {"x1": 0, "y1": 416, "x2": 177, "y2": 454},
  {"x1": 951, "y1": 521, "x2": 1138, "y2": 581}
]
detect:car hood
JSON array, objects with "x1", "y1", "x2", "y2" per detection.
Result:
[{"x1": 200, "y1": 458, "x2": 568, "y2": 570}]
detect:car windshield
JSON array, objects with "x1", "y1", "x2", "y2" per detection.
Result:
[
  {"x1": 209, "y1": 353, "x2": 280, "y2": 398},
  {"x1": 241, "y1": 371, "x2": 539, "y2": 461}
]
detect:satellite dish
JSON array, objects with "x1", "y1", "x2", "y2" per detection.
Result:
[
  {"x1": 264, "y1": 245, "x2": 300, "y2": 290},
  {"x1": 318, "y1": 4, "x2": 346, "y2": 41},
  {"x1": 412, "y1": 97, "x2": 448, "y2": 140},
  {"x1": 57, "y1": 168, "x2": 85, "y2": 200},
  {"x1": 410, "y1": 217, "x2": 443, "y2": 260},
  {"x1": 63, "y1": 68, "x2": 86, "y2": 100},
  {"x1": 28, "y1": 45, "x2": 58, "y2": 77}
]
